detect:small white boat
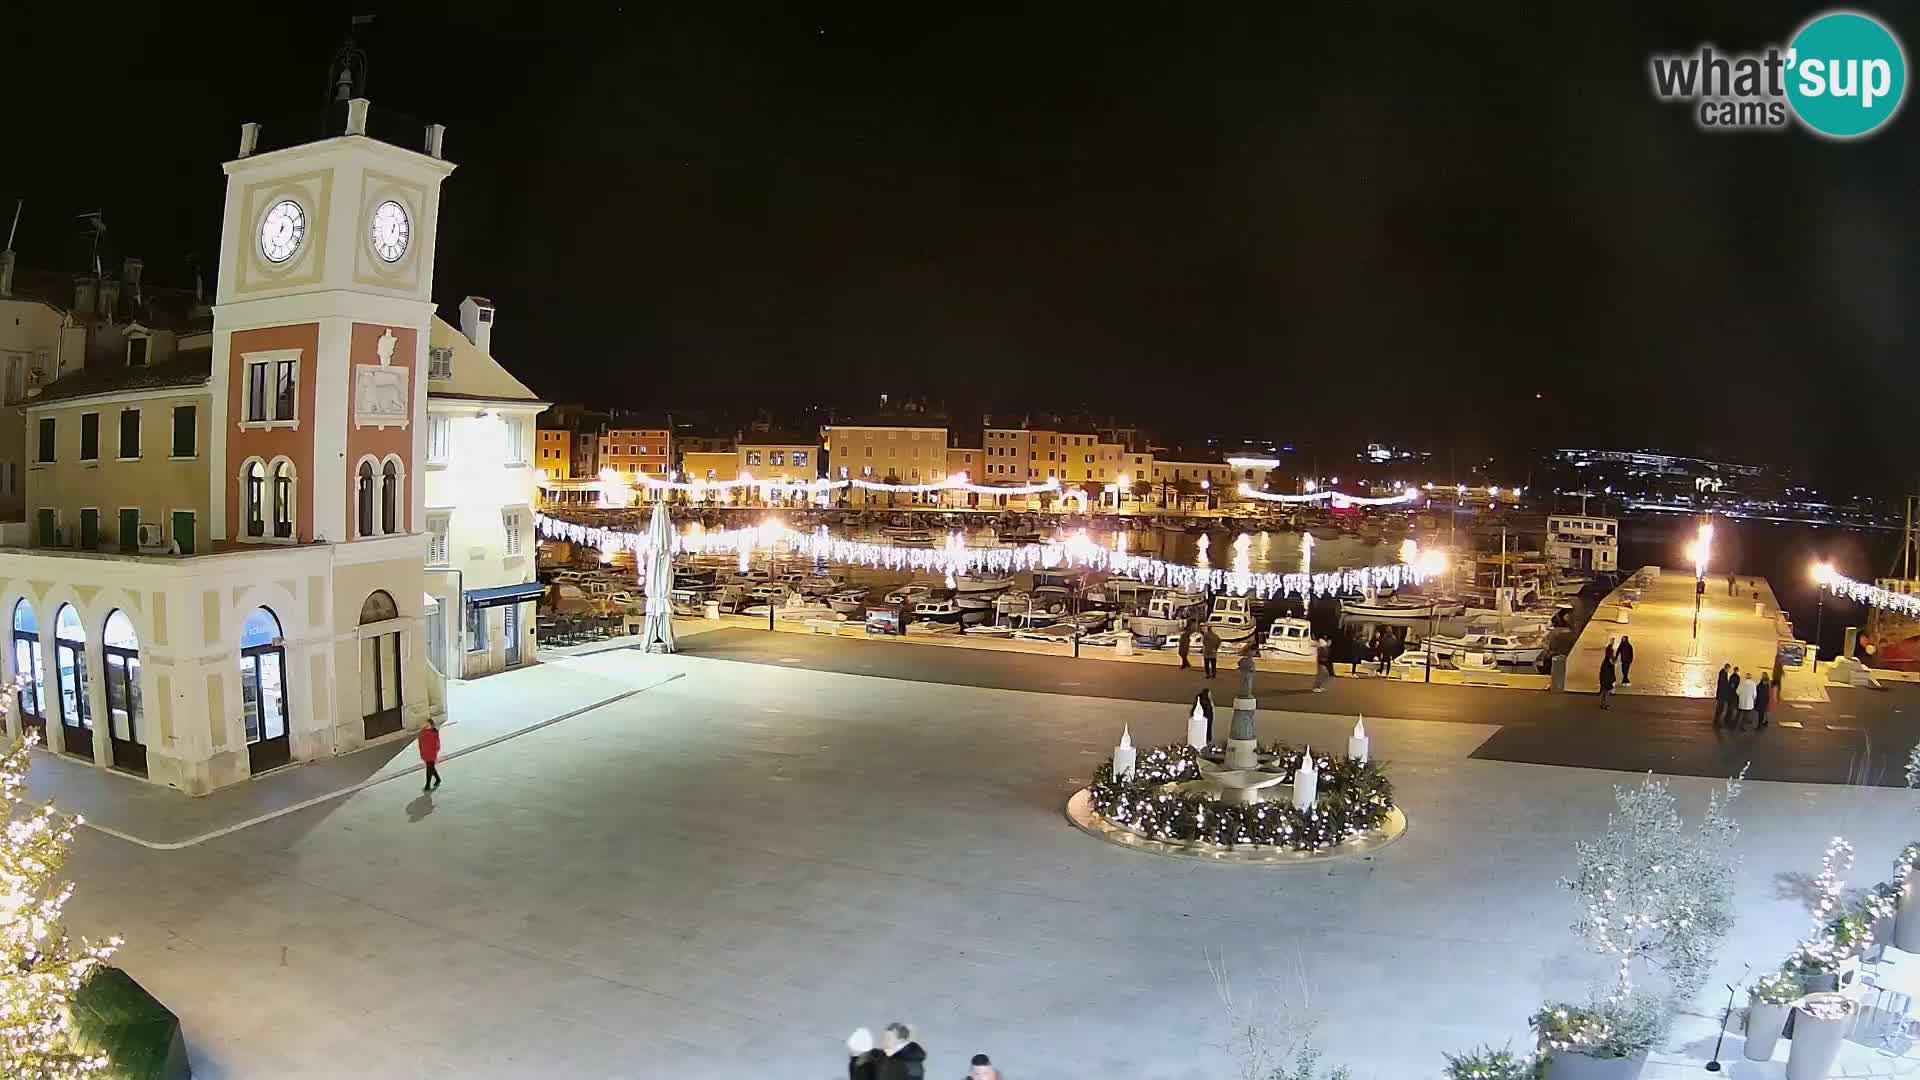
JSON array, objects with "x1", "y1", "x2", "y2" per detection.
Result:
[
  {"x1": 884, "y1": 529, "x2": 937, "y2": 546},
  {"x1": 905, "y1": 620, "x2": 962, "y2": 636},
  {"x1": 744, "y1": 583, "x2": 791, "y2": 604},
  {"x1": 775, "y1": 603, "x2": 842, "y2": 622},
  {"x1": 1340, "y1": 594, "x2": 1464, "y2": 619},
  {"x1": 1422, "y1": 631, "x2": 1544, "y2": 666},
  {"x1": 1259, "y1": 617, "x2": 1318, "y2": 659},
  {"x1": 827, "y1": 587, "x2": 869, "y2": 614},
  {"x1": 955, "y1": 575, "x2": 1014, "y2": 594},
  {"x1": 885, "y1": 581, "x2": 942, "y2": 605},
  {"x1": 910, "y1": 597, "x2": 965, "y2": 624},
  {"x1": 962, "y1": 623, "x2": 1018, "y2": 638},
  {"x1": 1128, "y1": 593, "x2": 1202, "y2": 639},
  {"x1": 1205, "y1": 595, "x2": 1257, "y2": 642}
]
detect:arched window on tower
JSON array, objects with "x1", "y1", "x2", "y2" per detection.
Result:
[
  {"x1": 272, "y1": 460, "x2": 295, "y2": 539},
  {"x1": 244, "y1": 460, "x2": 266, "y2": 537},
  {"x1": 381, "y1": 459, "x2": 400, "y2": 535},
  {"x1": 357, "y1": 460, "x2": 376, "y2": 538}
]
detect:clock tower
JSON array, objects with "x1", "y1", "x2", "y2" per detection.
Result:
[{"x1": 210, "y1": 97, "x2": 456, "y2": 547}]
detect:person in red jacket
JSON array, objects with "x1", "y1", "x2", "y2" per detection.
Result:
[{"x1": 418, "y1": 719, "x2": 442, "y2": 791}]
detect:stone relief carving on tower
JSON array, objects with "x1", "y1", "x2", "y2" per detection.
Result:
[{"x1": 354, "y1": 328, "x2": 410, "y2": 429}]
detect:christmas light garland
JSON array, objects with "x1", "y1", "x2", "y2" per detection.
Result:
[
  {"x1": 1237, "y1": 484, "x2": 1422, "y2": 507},
  {"x1": 1818, "y1": 568, "x2": 1920, "y2": 617},
  {"x1": 535, "y1": 513, "x2": 1431, "y2": 599},
  {"x1": 628, "y1": 470, "x2": 1063, "y2": 497},
  {"x1": 1085, "y1": 741, "x2": 1395, "y2": 851}
]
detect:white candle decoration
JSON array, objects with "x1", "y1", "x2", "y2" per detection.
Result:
[
  {"x1": 1348, "y1": 715, "x2": 1369, "y2": 764},
  {"x1": 1187, "y1": 702, "x2": 1208, "y2": 749},
  {"x1": 1293, "y1": 746, "x2": 1318, "y2": 810},
  {"x1": 1112, "y1": 725, "x2": 1137, "y2": 781}
]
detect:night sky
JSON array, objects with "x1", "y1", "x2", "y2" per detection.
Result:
[{"x1": 6, "y1": 5, "x2": 1915, "y2": 489}]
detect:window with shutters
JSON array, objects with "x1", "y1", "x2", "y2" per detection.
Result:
[
  {"x1": 79, "y1": 414, "x2": 98, "y2": 461},
  {"x1": 502, "y1": 508, "x2": 524, "y2": 556},
  {"x1": 171, "y1": 405, "x2": 196, "y2": 458},
  {"x1": 427, "y1": 513, "x2": 450, "y2": 566},
  {"x1": 428, "y1": 346, "x2": 454, "y2": 380},
  {"x1": 117, "y1": 409, "x2": 140, "y2": 460},
  {"x1": 427, "y1": 416, "x2": 451, "y2": 464}
]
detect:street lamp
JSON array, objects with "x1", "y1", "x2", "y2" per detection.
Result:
[
  {"x1": 1686, "y1": 520, "x2": 1714, "y2": 656},
  {"x1": 1201, "y1": 478, "x2": 1212, "y2": 511},
  {"x1": 1811, "y1": 560, "x2": 1835, "y2": 662}
]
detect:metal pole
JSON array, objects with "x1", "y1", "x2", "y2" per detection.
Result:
[{"x1": 1425, "y1": 606, "x2": 1434, "y2": 683}]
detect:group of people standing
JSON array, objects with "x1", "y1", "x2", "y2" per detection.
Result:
[
  {"x1": 847, "y1": 1024, "x2": 997, "y2": 1079},
  {"x1": 1714, "y1": 663, "x2": 1772, "y2": 730},
  {"x1": 1596, "y1": 635, "x2": 1635, "y2": 708}
]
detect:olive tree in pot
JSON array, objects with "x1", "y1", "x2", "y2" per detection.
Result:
[
  {"x1": 1785, "y1": 992, "x2": 1857, "y2": 1080},
  {"x1": 1539, "y1": 771, "x2": 1746, "y2": 1080},
  {"x1": 1742, "y1": 972, "x2": 1798, "y2": 1062},
  {"x1": 1891, "y1": 842, "x2": 1920, "y2": 953},
  {"x1": 1442, "y1": 1044, "x2": 1541, "y2": 1079}
]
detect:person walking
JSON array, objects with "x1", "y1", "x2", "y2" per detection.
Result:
[
  {"x1": 1177, "y1": 617, "x2": 1193, "y2": 670},
  {"x1": 1617, "y1": 635, "x2": 1635, "y2": 686},
  {"x1": 1727, "y1": 572, "x2": 1736, "y2": 597},
  {"x1": 1195, "y1": 688, "x2": 1216, "y2": 743},
  {"x1": 847, "y1": 1029, "x2": 883, "y2": 1080},
  {"x1": 1314, "y1": 636, "x2": 1333, "y2": 693},
  {"x1": 1735, "y1": 667, "x2": 1758, "y2": 731},
  {"x1": 1755, "y1": 672, "x2": 1772, "y2": 729},
  {"x1": 1713, "y1": 663, "x2": 1733, "y2": 727},
  {"x1": 418, "y1": 717, "x2": 442, "y2": 791},
  {"x1": 1201, "y1": 624, "x2": 1222, "y2": 679},
  {"x1": 968, "y1": 1053, "x2": 1001, "y2": 1080},
  {"x1": 878, "y1": 1022, "x2": 927, "y2": 1080},
  {"x1": 1376, "y1": 630, "x2": 1393, "y2": 674},
  {"x1": 1598, "y1": 652, "x2": 1615, "y2": 709}
]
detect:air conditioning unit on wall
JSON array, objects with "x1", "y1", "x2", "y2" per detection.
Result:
[{"x1": 136, "y1": 523, "x2": 167, "y2": 552}]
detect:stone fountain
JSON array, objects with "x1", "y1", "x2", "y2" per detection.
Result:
[{"x1": 1195, "y1": 648, "x2": 1298, "y2": 805}]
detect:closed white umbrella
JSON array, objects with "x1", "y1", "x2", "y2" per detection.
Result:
[{"x1": 641, "y1": 502, "x2": 676, "y2": 654}]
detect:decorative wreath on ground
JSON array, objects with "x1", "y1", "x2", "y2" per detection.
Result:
[{"x1": 1088, "y1": 742, "x2": 1396, "y2": 851}]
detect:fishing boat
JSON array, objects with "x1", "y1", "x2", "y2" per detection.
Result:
[
  {"x1": 1205, "y1": 595, "x2": 1257, "y2": 642},
  {"x1": 905, "y1": 619, "x2": 962, "y2": 636},
  {"x1": 962, "y1": 623, "x2": 1018, "y2": 638},
  {"x1": 885, "y1": 581, "x2": 943, "y2": 605},
  {"x1": 1258, "y1": 617, "x2": 1318, "y2": 659},
  {"x1": 1340, "y1": 594, "x2": 1466, "y2": 620},
  {"x1": 954, "y1": 575, "x2": 1014, "y2": 594},
  {"x1": 910, "y1": 597, "x2": 966, "y2": 624},
  {"x1": 996, "y1": 527, "x2": 1044, "y2": 544},
  {"x1": 1420, "y1": 630, "x2": 1545, "y2": 666},
  {"x1": 1013, "y1": 611, "x2": 1109, "y2": 642},
  {"x1": 1128, "y1": 592, "x2": 1203, "y2": 638},
  {"x1": 826, "y1": 586, "x2": 869, "y2": 614}
]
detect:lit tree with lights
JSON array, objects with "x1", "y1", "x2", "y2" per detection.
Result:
[
  {"x1": 0, "y1": 731, "x2": 120, "y2": 1078},
  {"x1": 1563, "y1": 770, "x2": 1745, "y2": 1006}
]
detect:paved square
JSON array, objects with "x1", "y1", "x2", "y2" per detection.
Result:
[{"x1": 58, "y1": 649, "x2": 1920, "y2": 1077}]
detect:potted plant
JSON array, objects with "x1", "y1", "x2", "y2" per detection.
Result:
[
  {"x1": 1532, "y1": 1000, "x2": 1658, "y2": 1080},
  {"x1": 1743, "y1": 972, "x2": 1798, "y2": 1061},
  {"x1": 1891, "y1": 844, "x2": 1920, "y2": 952},
  {"x1": 1444, "y1": 1043, "x2": 1541, "y2": 1079},
  {"x1": 1785, "y1": 992, "x2": 1856, "y2": 1080}
]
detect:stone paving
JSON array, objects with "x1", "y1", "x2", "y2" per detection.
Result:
[
  {"x1": 48, "y1": 647, "x2": 1920, "y2": 1077},
  {"x1": 1569, "y1": 567, "x2": 1824, "y2": 703}
]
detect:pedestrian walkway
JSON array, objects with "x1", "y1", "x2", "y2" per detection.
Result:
[
  {"x1": 33, "y1": 650, "x2": 691, "y2": 847},
  {"x1": 1567, "y1": 566, "x2": 1823, "y2": 702}
]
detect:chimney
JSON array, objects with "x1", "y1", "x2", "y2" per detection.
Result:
[
  {"x1": 98, "y1": 276, "x2": 121, "y2": 319},
  {"x1": 122, "y1": 257, "x2": 143, "y2": 306},
  {"x1": 238, "y1": 122, "x2": 259, "y2": 158},
  {"x1": 0, "y1": 250, "x2": 13, "y2": 298},
  {"x1": 459, "y1": 296, "x2": 496, "y2": 355},
  {"x1": 74, "y1": 274, "x2": 97, "y2": 316}
]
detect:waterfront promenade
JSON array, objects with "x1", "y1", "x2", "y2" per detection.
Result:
[{"x1": 1566, "y1": 566, "x2": 1824, "y2": 702}]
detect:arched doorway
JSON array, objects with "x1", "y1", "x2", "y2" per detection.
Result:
[
  {"x1": 101, "y1": 610, "x2": 146, "y2": 776},
  {"x1": 359, "y1": 590, "x2": 403, "y2": 739},
  {"x1": 240, "y1": 607, "x2": 291, "y2": 773},
  {"x1": 11, "y1": 601, "x2": 44, "y2": 741},
  {"x1": 53, "y1": 604, "x2": 90, "y2": 760}
]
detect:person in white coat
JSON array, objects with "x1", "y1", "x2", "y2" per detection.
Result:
[{"x1": 1735, "y1": 669, "x2": 1759, "y2": 731}]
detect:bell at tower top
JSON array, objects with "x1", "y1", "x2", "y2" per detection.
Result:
[{"x1": 232, "y1": 15, "x2": 447, "y2": 163}]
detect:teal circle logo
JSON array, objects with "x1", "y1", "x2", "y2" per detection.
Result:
[{"x1": 1786, "y1": 11, "x2": 1907, "y2": 138}]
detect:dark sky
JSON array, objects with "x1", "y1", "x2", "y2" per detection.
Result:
[{"x1": 6, "y1": 5, "x2": 1916, "y2": 489}]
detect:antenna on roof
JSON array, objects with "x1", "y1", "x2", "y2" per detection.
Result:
[{"x1": 75, "y1": 212, "x2": 106, "y2": 277}]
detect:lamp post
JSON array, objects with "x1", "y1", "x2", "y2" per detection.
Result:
[
  {"x1": 1812, "y1": 561, "x2": 1833, "y2": 661},
  {"x1": 1687, "y1": 520, "x2": 1714, "y2": 658}
]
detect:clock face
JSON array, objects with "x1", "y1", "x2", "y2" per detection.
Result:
[
  {"x1": 370, "y1": 200, "x2": 410, "y2": 263},
  {"x1": 259, "y1": 199, "x2": 306, "y2": 264}
]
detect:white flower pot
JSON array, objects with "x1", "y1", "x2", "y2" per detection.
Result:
[
  {"x1": 1542, "y1": 1050, "x2": 1647, "y2": 1080},
  {"x1": 1786, "y1": 993, "x2": 1857, "y2": 1080},
  {"x1": 1895, "y1": 883, "x2": 1920, "y2": 953},
  {"x1": 1743, "y1": 1000, "x2": 1790, "y2": 1061}
]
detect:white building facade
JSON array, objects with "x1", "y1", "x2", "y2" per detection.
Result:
[
  {"x1": 1545, "y1": 514, "x2": 1619, "y2": 573},
  {"x1": 423, "y1": 297, "x2": 546, "y2": 680}
]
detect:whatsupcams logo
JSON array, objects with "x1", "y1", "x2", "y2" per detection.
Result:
[{"x1": 1649, "y1": 10, "x2": 1907, "y2": 137}]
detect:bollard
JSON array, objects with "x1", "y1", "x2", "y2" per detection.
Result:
[
  {"x1": 1754, "y1": 601, "x2": 1764, "y2": 617},
  {"x1": 703, "y1": 600, "x2": 720, "y2": 621},
  {"x1": 1550, "y1": 654, "x2": 1566, "y2": 692},
  {"x1": 1114, "y1": 632, "x2": 1133, "y2": 656}
]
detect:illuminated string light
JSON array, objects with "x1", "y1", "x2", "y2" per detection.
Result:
[
  {"x1": 536, "y1": 514, "x2": 1433, "y2": 599},
  {"x1": 1819, "y1": 567, "x2": 1920, "y2": 617},
  {"x1": 1237, "y1": 484, "x2": 1421, "y2": 507},
  {"x1": 631, "y1": 470, "x2": 1063, "y2": 498}
]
